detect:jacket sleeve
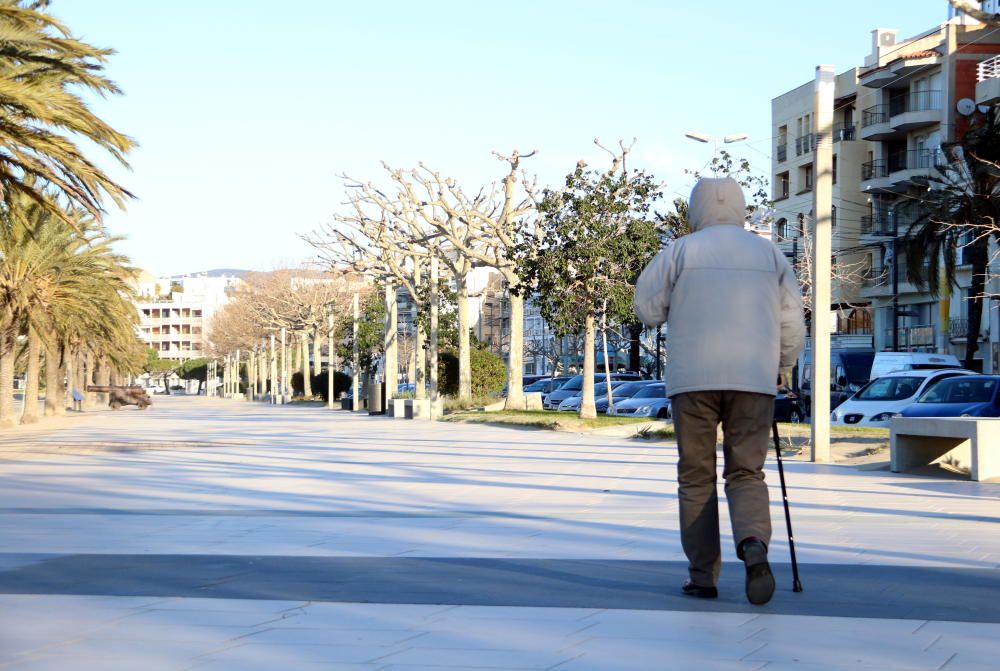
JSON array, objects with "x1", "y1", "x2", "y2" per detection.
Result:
[
  {"x1": 634, "y1": 247, "x2": 674, "y2": 327},
  {"x1": 776, "y1": 250, "x2": 806, "y2": 368}
]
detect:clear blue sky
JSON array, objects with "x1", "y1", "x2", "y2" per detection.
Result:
[{"x1": 57, "y1": 1, "x2": 946, "y2": 276}]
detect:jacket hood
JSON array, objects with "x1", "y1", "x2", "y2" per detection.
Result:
[{"x1": 688, "y1": 177, "x2": 747, "y2": 232}]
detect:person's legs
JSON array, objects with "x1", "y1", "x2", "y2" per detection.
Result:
[
  {"x1": 720, "y1": 391, "x2": 776, "y2": 605},
  {"x1": 672, "y1": 391, "x2": 723, "y2": 587},
  {"x1": 719, "y1": 391, "x2": 773, "y2": 549}
]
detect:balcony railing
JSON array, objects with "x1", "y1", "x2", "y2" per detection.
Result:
[
  {"x1": 860, "y1": 215, "x2": 894, "y2": 236},
  {"x1": 795, "y1": 134, "x2": 814, "y2": 156},
  {"x1": 776, "y1": 143, "x2": 787, "y2": 162},
  {"x1": 862, "y1": 159, "x2": 888, "y2": 180},
  {"x1": 861, "y1": 268, "x2": 889, "y2": 288},
  {"x1": 885, "y1": 325, "x2": 936, "y2": 349},
  {"x1": 889, "y1": 90, "x2": 942, "y2": 116},
  {"x1": 862, "y1": 105, "x2": 889, "y2": 127},
  {"x1": 978, "y1": 55, "x2": 1000, "y2": 82},
  {"x1": 887, "y1": 149, "x2": 947, "y2": 174},
  {"x1": 833, "y1": 123, "x2": 856, "y2": 142}
]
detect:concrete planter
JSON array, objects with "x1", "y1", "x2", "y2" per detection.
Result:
[
  {"x1": 387, "y1": 398, "x2": 408, "y2": 419},
  {"x1": 405, "y1": 398, "x2": 431, "y2": 420}
]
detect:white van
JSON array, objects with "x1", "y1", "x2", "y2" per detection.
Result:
[{"x1": 869, "y1": 352, "x2": 962, "y2": 381}]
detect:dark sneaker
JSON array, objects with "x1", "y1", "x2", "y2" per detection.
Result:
[
  {"x1": 681, "y1": 580, "x2": 718, "y2": 599},
  {"x1": 740, "y1": 539, "x2": 775, "y2": 605}
]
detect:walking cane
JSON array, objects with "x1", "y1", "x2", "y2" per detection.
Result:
[{"x1": 772, "y1": 421, "x2": 803, "y2": 592}]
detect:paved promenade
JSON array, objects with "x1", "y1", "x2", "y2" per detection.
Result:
[{"x1": 0, "y1": 397, "x2": 998, "y2": 670}]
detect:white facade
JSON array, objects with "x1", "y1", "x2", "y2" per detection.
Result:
[{"x1": 133, "y1": 273, "x2": 243, "y2": 361}]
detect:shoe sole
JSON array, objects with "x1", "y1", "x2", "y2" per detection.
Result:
[
  {"x1": 682, "y1": 586, "x2": 718, "y2": 599},
  {"x1": 743, "y1": 546, "x2": 775, "y2": 606}
]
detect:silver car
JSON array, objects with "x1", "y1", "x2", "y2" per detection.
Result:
[
  {"x1": 557, "y1": 381, "x2": 626, "y2": 412},
  {"x1": 607, "y1": 383, "x2": 670, "y2": 419}
]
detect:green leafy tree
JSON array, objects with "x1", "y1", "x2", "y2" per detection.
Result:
[
  {"x1": 904, "y1": 110, "x2": 1000, "y2": 369},
  {"x1": 516, "y1": 146, "x2": 662, "y2": 418},
  {"x1": 338, "y1": 289, "x2": 384, "y2": 376},
  {"x1": 176, "y1": 357, "x2": 210, "y2": 394},
  {"x1": 143, "y1": 347, "x2": 175, "y2": 394},
  {"x1": 438, "y1": 342, "x2": 506, "y2": 397}
]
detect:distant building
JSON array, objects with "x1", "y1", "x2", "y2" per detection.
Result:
[{"x1": 132, "y1": 272, "x2": 243, "y2": 361}]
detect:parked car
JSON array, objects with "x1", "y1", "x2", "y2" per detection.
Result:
[
  {"x1": 594, "y1": 380, "x2": 660, "y2": 414},
  {"x1": 831, "y1": 368, "x2": 976, "y2": 428},
  {"x1": 544, "y1": 372, "x2": 643, "y2": 410},
  {"x1": 774, "y1": 386, "x2": 805, "y2": 423},
  {"x1": 899, "y1": 375, "x2": 1000, "y2": 419},
  {"x1": 556, "y1": 381, "x2": 628, "y2": 412},
  {"x1": 524, "y1": 376, "x2": 574, "y2": 404},
  {"x1": 607, "y1": 383, "x2": 670, "y2": 419},
  {"x1": 799, "y1": 349, "x2": 875, "y2": 414},
  {"x1": 868, "y1": 352, "x2": 962, "y2": 381}
]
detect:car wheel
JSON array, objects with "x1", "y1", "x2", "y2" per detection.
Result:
[{"x1": 656, "y1": 408, "x2": 670, "y2": 420}]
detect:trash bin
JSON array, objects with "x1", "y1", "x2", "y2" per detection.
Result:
[{"x1": 368, "y1": 381, "x2": 385, "y2": 415}]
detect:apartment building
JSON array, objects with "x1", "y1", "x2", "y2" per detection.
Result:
[
  {"x1": 772, "y1": 11, "x2": 1000, "y2": 371},
  {"x1": 133, "y1": 272, "x2": 242, "y2": 361}
]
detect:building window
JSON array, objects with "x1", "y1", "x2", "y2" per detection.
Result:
[
  {"x1": 775, "y1": 218, "x2": 789, "y2": 239},
  {"x1": 798, "y1": 164, "x2": 813, "y2": 194},
  {"x1": 775, "y1": 172, "x2": 790, "y2": 200},
  {"x1": 832, "y1": 155, "x2": 838, "y2": 185}
]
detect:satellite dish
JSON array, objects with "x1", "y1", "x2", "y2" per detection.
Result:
[
  {"x1": 957, "y1": 98, "x2": 976, "y2": 116},
  {"x1": 979, "y1": 104, "x2": 992, "y2": 114}
]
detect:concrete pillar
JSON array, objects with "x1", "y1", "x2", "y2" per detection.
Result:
[
  {"x1": 327, "y1": 313, "x2": 335, "y2": 409},
  {"x1": 352, "y1": 293, "x2": 361, "y2": 412},
  {"x1": 811, "y1": 64, "x2": 834, "y2": 463}
]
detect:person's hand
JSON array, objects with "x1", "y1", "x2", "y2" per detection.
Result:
[{"x1": 779, "y1": 367, "x2": 794, "y2": 389}]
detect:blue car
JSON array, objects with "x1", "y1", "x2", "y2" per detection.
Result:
[{"x1": 899, "y1": 375, "x2": 1000, "y2": 418}]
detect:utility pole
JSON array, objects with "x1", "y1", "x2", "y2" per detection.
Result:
[
  {"x1": 892, "y1": 223, "x2": 900, "y2": 352},
  {"x1": 811, "y1": 64, "x2": 834, "y2": 463}
]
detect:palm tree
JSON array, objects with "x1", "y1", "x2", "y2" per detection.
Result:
[
  {"x1": 0, "y1": 0, "x2": 134, "y2": 220},
  {"x1": 904, "y1": 110, "x2": 1000, "y2": 369},
  {"x1": 0, "y1": 196, "x2": 138, "y2": 425}
]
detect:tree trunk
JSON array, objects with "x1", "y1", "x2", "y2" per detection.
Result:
[
  {"x1": 429, "y1": 256, "x2": 440, "y2": 412},
  {"x1": 301, "y1": 332, "x2": 312, "y2": 397},
  {"x1": 0, "y1": 335, "x2": 16, "y2": 428},
  {"x1": 457, "y1": 279, "x2": 471, "y2": 401},
  {"x1": 83, "y1": 350, "x2": 97, "y2": 410},
  {"x1": 601, "y1": 309, "x2": 614, "y2": 413},
  {"x1": 21, "y1": 326, "x2": 42, "y2": 424},
  {"x1": 313, "y1": 328, "x2": 322, "y2": 377},
  {"x1": 95, "y1": 359, "x2": 110, "y2": 408},
  {"x1": 628, "y1": 323, "x2": 642, "y2": 373},
  {"x1": 579, "y1": 313, "x2": 597, "y2": 419},
  {"x1": 964, "y1": 246, "x2": 989, "y2": 370},
  {"x1": 504, "y1": 290, "x2": 525, "y2": 410},
  {"x1": 44, "y1": 340, "x2": 64, "y2": 416},
  {"x1": 384, "y1": 282, "x2": 398, "y2": 399}
]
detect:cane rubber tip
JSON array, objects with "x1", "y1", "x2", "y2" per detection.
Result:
[{"x1": 793, "y1": 582, "x2": 803, "y2": 593}]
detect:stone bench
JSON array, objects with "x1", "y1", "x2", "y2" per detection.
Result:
[{"x1": 890, "y1": 417, "x2": 1000, "y2": 482}]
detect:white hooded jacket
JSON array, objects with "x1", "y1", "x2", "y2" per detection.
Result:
[{"x1": 634, "y1": 177, "x2": 806, "y2": 398}]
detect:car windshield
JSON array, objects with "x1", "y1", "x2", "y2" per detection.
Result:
[
  {"x1": 855, "y1": 376, "x2": 924, "y2": 401},
  {"x1": 613, "y1": 382, "x2": 649, "y2": 397},
  {"x1": 918, "y1": 378, "x2": 998, "y2": 404},
  {"x1": 633, "y1": 385, "x2": 666, "y2": 399}
]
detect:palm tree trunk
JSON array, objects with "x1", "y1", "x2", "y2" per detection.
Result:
[
  {"x1": 21, "y1": 326, "x2": 42, "y2": 423},
  {"x1": 579, "y1": 312, "x2": 597, "y2": 419},
  {"x1": 83, "y1": 350, "x2": 97, "y2": 410},
  {"x1": 0, "y1": 334, "x2": 16, "y2": 428},
  {"x1": 96, "y1": 359, "x2": 110, "y2": 407},
  {"x1": 44, "y1": 340, "x2": 63, "y2": 416},
  {"x1": 300, "y1": 332, "x2": 312, "y2": 397},
  {"x1": 964, "y1": 248, "x2": 989, "y2": 370}
]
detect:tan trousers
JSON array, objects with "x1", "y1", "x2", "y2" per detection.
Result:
[{"x1": 672, "y1": 390, "x2": 773, "y2": 587}]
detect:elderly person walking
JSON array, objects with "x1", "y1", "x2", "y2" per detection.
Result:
[{"x1": 634, "y1": 176, "x2": 805, "y2": 605}]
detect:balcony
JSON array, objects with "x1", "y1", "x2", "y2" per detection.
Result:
[
  {"x1": 860, "y1": 267, "x2": 890, "y2": 290},
  {"x1": 889, "y1": 90, "x2": 942, "y2": 132},
  {"x1": 860, "y1": 105, "x2": 895, "y2": 141},
  {"x1": 888, "y1": 148, "x2": 946, "y2": 187},
  {"x1": 860, "y1": 214, "x2": 894, "y2": 237},
  {"x1": 794, "y1": 134, "x2": 814, "y2": 156},
  {"x1": 833, "y1": 123, "x2": 856, "y2": 142},
  {"x1": 885, "y1": 325, "x2": 936, "y2": 349},
  {"x1": 776, "y1": 143, "x2": 787, "y2": 163},
  {"x1": 977, "y1": 55, "x2": 1000, "y2": 106}
]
